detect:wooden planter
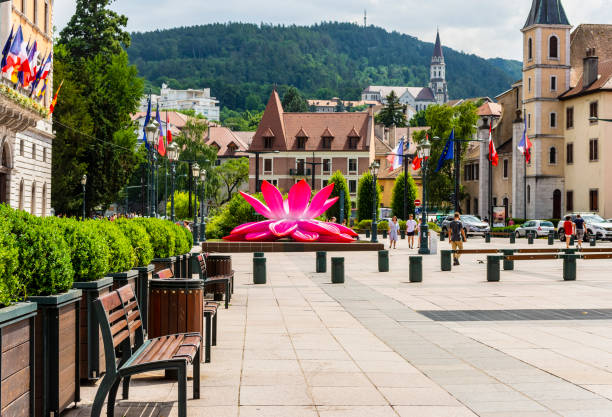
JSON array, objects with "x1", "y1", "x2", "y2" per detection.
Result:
[
  {"x1": 0, "y1": 302, "x2": 37, "y2": 417},
  {"x1": 133, "y1": 264, "x2": 154, "y2": 333},
  {"x1": 151, "y1": 257, "x2": 176, "y2": 275},
  {"x1": 72, "y1": 277, "x2": 113, "y2": 381},
  {"x1": 28, "y1": 290, "x2": 81, "y2": 417}
]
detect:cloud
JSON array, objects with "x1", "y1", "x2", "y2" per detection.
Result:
[{"x1": 53, "y1": 0, "x2": 611, "y2": 61}]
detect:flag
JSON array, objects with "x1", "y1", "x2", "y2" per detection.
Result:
[
  {"x1": 155, "y1": 105, "x2": 166, "y2": 156},
  {"x1": 1, "y1": 25, "x2": 14, "y2": 70},
  {"x1": 20, "y1": 40, "x2": 37, "y2": 87},
  {"x1": 49, "y1": 79, "x2": 63, "y2": 114},
  {"x1": 386, "y1": 137, "x2": 405, "y2": 171},
  {"x1": 30, "y1": 51, "x2": 45, "y2": 96},
  {"x1": 142, "y1": 96, "x2": 151, "y2": 149},
  {"x1": 2, "y1": 26, "x2": 24, "y2": 78},
  {"x1": 518, "y1": 122, "x2": 532, "y2": 164},
  {"x1": 166, "y1": 111, "x2": 173, "y2": 143},
  {"x1": 36, "y1": 54, "x2": 52, "y2": 98},
  {"x1": 435, "y1": 129, "x2": 454, "y2": 172},
  {"x1": 488, "y1": 124, "x2": 498, "y2": 166}
]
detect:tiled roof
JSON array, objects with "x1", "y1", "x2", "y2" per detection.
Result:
[
  {"x1": 205, "y1": 126, "x2": 253, "y2": 157},
  {"x1": 296, "y1": 127, "x2": 308, "y2": 137},
  {"x1": 307, "y1": 99, "x2": 378, "y2": 107},
  {"x1": 523, "y1": 0, "x2": 570, "y2": 29},
  {"x1": 560, "y1": 59, "x2": 612, "y2": 99},
  {"x1": 570, "y1": 25, "x2": 612, "y2": 85},
  {"x1": 477, "y1": 102, "x2": 502, "y2": 117},
  {"x1": 322, "y1": 127, "x2": 334, "y2": 137},
  {"x1": 416, "y1": 88, "x2": 435, "y2": 101}
]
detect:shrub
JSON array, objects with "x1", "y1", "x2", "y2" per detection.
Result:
[
  {"x1": 357, "y1": 219, "x2": 372, "y2": 230},
  {"x1": 357, "y1": 172, "x2": 381, "y2": 221},
  {"x1": 391, "y1": 172, "x2": 418, "y2": 219},
  {"x1": 491, "y1": 225, "x2": 520, "y2": 232},
  {"x1": 133, "y1": 217, "x2": 176, "y2": 258},
  {"x1": 115, "y1": 219, "x2": 154, "y2": 267},
  {"x1": 428, "y1": 222, "x2": 441, "y2": 233},
  {"x1": 179, "y1": 224, "x2": 194, "y2": 252},
  {"x1": 325, "y1": 171, "x2": 351, "y2": 222},
  {"x1": 45, "y1": 217, "x2": 111, "y2": 282},
  {"x1": 171, "y1": 222, "x2": 192, "y2": 255},
  {"x1": 378, "y1": 220, "x2": 389, "y2": 231},
  {"x1": 88, "y1": 219, "x2": 134, "y2": 273},
  {"x1": 0, "y1": 213, "x2": 20, "y2": 307},
  {"x1": 206, "y1": 191, "x2": 262, "y2": 239},
  {"x1": 399, "y1": 220, "x2": 407, "y2": 231},
  {"x1": 165, "y1": 191, "x2": 199, "y2": 220}
]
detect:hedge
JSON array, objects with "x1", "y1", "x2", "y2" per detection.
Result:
[
  {"x1": 0, "y1": 215, "x2": 19, "y2": 307},
  {"x1": 88, "y1": 219, "x2": 134, "y2": 273},
  {"x1": 115, "y1": 218, "x2": 154, "y2": 267}
]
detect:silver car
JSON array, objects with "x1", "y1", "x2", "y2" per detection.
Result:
[
  {"x1": 515, "y1": 220, "x2": 555, "y2": 237},
  {"x1": 441, "y1": 215, "x2": 490, "y2": 237},
  {"x1": 557, "y1": 213, "x2": 612, "y2": 240}
]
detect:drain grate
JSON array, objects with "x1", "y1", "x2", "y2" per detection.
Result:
[{"x1": 417, "y1": 309, "x2": 612, "y2": 321}]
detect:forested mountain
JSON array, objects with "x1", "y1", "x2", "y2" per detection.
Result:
[{"x1": 127, "y1": 22, "x2": 521, "y2": 111}]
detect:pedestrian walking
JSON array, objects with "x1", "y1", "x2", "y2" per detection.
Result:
[
  {"x1": 388, "y1": 216, "x2": 400, "y2": 249},
  {"x1": 574, "y1": 214, "x2": 585, "y2": 249},
  {"x1": 563, "y1": 215, "x2": 574, "y2": 248},
  {"x1": 406, "y1": 214, "x2": 417, "y2": 249},
  {"x1": 449, "y1": 212, "x2": 467, "y2": 266}
]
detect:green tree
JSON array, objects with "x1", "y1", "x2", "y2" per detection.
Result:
[
  {"x1": 409, "y1": 109, "x2": 427, "y2": 127},
  {"x1": 357, "y1": 172, "x2": 382, "y2": 221},
  {"x1": 245, "y1": 93, "x2": 264, "y2": 111},
  {"x1": 214, "y1": 158, "x2": 249, "y2": 205},
  {"x1": 174, "y1": 118, "x2": 217, "y2": 193},
  {"x1": 166, "y1": 191, "x2": 199, "y2": 220},
  {"x1": 374, "y1": 91, "x2": 407, "y2": 127},
  {"x1": 281, "y1": 86, "x2": 309, "y2": 112},
  {"x1": 391, "y1": 172, "x2": 418, "y2": 219},
  {"x1": 325, "y1": 171, "x2": 351, "y2": 221}
]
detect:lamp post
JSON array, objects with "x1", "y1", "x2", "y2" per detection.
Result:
[
  {"x1": 245, "y1": 150, "x2": 280, "y2": 192},
  {"x1": 191, "y1": 162, "x2": 200, "y2": 243},
  {"x1": 418, "y1": 138, "x2": 431, "y2": 255},
  {"x1": 386, "y1": 138, "x2": 416, "y2": 220},
  {"x1": 167, "y1": 142, "x2": 179, "y2": 222},
  {"x1": 145, "y1": 120, "x2": 159, "y2": 217},
  {"x1": 81, "y1": 174, "x2": 87, "y2": 220},
  {"x1": 370, "y1": 160, "x2": 380, "y2": 243},
  {"x1": 199, "y1": 169, "x2": 207, "y2": 242},
  {"x1": 590, "y1": 117, "x2": 612, "y2": 123}
]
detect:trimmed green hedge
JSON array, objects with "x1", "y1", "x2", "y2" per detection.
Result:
[
  {"x1": 115, "y1": 219, "x2": 154, "y2": 267},
  {"x1": 89, "y1": 219, "x2": 134, "y2": 274},
  {"x1": 0, "y1": 215, "x2": 19, "y2": 307}
]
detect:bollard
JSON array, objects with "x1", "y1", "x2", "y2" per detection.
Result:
[
  {"x1": 563, "y1": 248, "x2": 576, "y2": 255},
  {"x1": 441, "y1": 250, "x2": 452, "y2": 271},
  {"x1": 400, "y1": 230, "x2": 406, "y2": 240},
  {"x1": 316, "y1": 251, "x2": 327, "y2": 273},
  {"x1": 409, "y1": 256, "x2": 423, "y2": 282},
  {"x1": 548, "y1": 232, "x2": 554, "y2": 245},
  {"x1": 569, "y1": 236, "x2": 575, "y2": 246},
  {"x1": 485, "y1": 232, "x2": 491, "y2": 243},
  {"x1": 382, "y1": 230, "x2": 388, "y2": 239},
  {"x1": 378, "y1": 250, "x2": 389, "y2": 272},
  {"x1": 502, "y1": 249, "x2": 514, "y2": 271},
  {"x1": 528, "y1": 232, "x2": 534, "y2": 245},
  {"x1": 562, "y1": 254, "x2": 578, "y2": 281},
  {"x1": 487, "y1": 255, "x2": 501, "y2": 282},
  {"x1": 365, "y1": 230, "x2": 370, "y2": 239},
  {"x1": 440, "y1": 230, "x2": 446, "y2": 241},
  {"x1": 254, "y1": 252, "x2": 264, "y2": 258},
  {"x1": 590, "y1": 237, "x2": 596, "y2": 247},
  {"x1": 253, "y1": 257, "x2": 266, "y2": 284},
  {"x1": 331, "y1": 257, "x2": 345, "y2": 284},
  {"x1": 510, "y1": 233, "x2": 515, "y2": 244}
]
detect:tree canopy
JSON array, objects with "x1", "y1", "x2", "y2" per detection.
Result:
[
  {"x1": 281, "y1": 87, "x2": 309, "y2": 112},
  {"x1": 325, "y1": 171, "x2": 351, "y2": 221},
  {"x1": 375, "y1": 91, "x2": 407, "y2": 127},
  {"x1": 357, "y1": 172, "x2": 382, "y2": 221},
  {"x1": 391, "y1": 172, "x2": 418, "y2": 219}
]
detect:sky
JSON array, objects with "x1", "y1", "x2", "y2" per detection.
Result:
[{"x1": 53, "y1": 0, "x2": 611, "y2": 61}]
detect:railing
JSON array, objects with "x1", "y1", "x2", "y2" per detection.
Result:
[{"x1": 289, "y1": 168, "x2": 312, "y2": 176}]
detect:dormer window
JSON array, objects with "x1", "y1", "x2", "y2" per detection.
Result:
[
  {"x1": 264, "y1": 137, "x2": 274, "y2": 149},
  {"x1": 297, "y1": 137, "x2": 307, "y2": 149},
  {"x1": 321, "y1": 127, "x2": 334, "y2": 150},
  {"x1": 347, "y1": 127, "x2": 360, "y2": 150},
  {"x1": 227, "y1": 143, "x2": 237, "y2": 154}
]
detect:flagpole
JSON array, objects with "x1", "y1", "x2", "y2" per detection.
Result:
[
  {"x1": 488, "y1": 118, "x2": 493, "y2": 225},
  {"x1": 454, "y1": 131, "x2": 460, "y2": 213}
]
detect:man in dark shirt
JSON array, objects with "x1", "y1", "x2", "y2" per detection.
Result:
[
  {"x1": 448, "y1": 212, "x2": 467, "y2": 266},
  {"x1": 574, "y1": 214, "x2": 585, "y2": 249}
]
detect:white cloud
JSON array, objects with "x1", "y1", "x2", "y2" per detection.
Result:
[{"x1": 53, "y1": 0, "x2": 611, "y2": 61}]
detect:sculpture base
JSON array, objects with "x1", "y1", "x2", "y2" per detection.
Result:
[{"x1": 202, "y1": 240, "x2": 385, "y2": 253}]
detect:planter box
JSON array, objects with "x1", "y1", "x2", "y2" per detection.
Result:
[
  {"x1": 151, "y1": 257, "x2": 176, "y2": 275},
  {"x1": 108, "y1": 269, "x2": 138, "y2": 292},
  {"x1": 28, "y1": 290, "x2": 81, "y2": 417},
  {"x1": 73, "y1": 277, "x2": 113, "y2": 381},
  {"x1": 0, "y1": 302, "x2": 37, "y2": 417},
  {"x1": 133, "y1": 264, "x2": 154, "y2": 333}
]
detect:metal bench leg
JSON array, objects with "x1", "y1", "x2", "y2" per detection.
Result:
[
  {"x1": 205, "y1": 314, "x2": 212, "y2": 363},
  {"x1": 212, "y1": 313, "x2": 217, "y2": 346},
  {"x1": 107, "y1": 377, "x2": 122, "y2": 417},
  {"x1": 91, "y1": 375, "x2": 115, "y2": 417},
  {"x1": 178, "y1": 365, "x2": 187, "y2": 417},
  {"x1": 122, "y1": 376, "x2": 132, "y2": 400},
  {"x1": 193, "y1": 348, "x2": 201, "y2": 399},
  {"x1": 225, "y1": 284, "x2": 229, "y2": 309}
]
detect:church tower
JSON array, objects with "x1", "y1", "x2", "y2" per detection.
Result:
[
  {"x1": 429, "y1": 29, "x2": 448, "y2": 104},
  {"x1": 521, "y1": 0, "x2": 571, "y2": 218}
]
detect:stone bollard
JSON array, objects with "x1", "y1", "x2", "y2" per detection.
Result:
[
  {"x1": 487, "y1": 255, "x2": 501, "y2": 282},
  {"x1": 365, "y1": 230, "x2": 370, "y2": 239},
  {"x1": 485, "y1": 232, "x2": 491, "y2": 243},
  {"x1": 253, "y1": 257, "x2": 266, "y2": 284},
  {"x1": 562, "y1": 254, "x2": 578, "y2": 281},
  {"x1": 254, "y1": 252, "x2": 264, "y2": 258},
  {"x1": 441, "y1": 250, "x2": 452, "y2": 271},
  {"x1": 378, "y1": 250, "x2": 389, "y2": 272},
  {"x1": 316, "y1": 251, "x2": 327, "y2": 273},
  {"x1": 590, "y1": 236, "x2": 596, "y2": 247},
  {"x1": 400, "y1": 230, "x2": 406, "y2": 240},
  {"x1": 510, "y1": 233, "x2": 515, "y2": 244},
  {"x1": 409, "y1": 256, "x2": 422, "y2": 282},
  {"x1": 440, "y1": 230, "x2": 446, "y2": 241},
  {"x1": 331, "y1": 257, "x2": 345, "y2": 284},
  {"x1": 502, "y1": 249, "x2": 514, "y2": 271},
  {"x1": 382, "y1": 230, "x2": 388, "y2": 239},
  {"x1": 528, "y1": 232, "x2": 534, "y2": 245},
  {"x1": 548, "y1": 232, "x2": 554, "y2": 245}
]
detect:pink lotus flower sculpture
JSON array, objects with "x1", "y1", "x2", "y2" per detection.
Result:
[{"x1": 224, "y1": 179, "x2": 358, "y2": 242}]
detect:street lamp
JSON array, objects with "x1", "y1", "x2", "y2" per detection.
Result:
[
  {"x1": 191, "y1": 162, "x2": 200, "y2": 243},
  {"x1": 145, "y1": 120, "x2": 159, "y2": 217},
  {"x1": 199, "y1": 169, "x2": 207, "y2": 242},
  {"x1": 418, "y1": 137, "x2": 431, "y2": 255},
  {"x1": 167, "y1": 142, "x2": 179, "y2": 222},
  {"x1": 81, "y1": 174, "x2": 87, "y2": 220},
  {"x1": 245, "y1": 150, "x2": 280, "y2": 192},
  {"x1": 590, "y1": 117, "x2": 612, "y2": 123},
  {"x1": 370, "y1": 160, "x2": 380, "y2": 243}
]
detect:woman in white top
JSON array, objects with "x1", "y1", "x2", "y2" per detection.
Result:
[
  {"x1": 388, "y1": 216, "x2": 400, "y2": 249},
  {"x1": 405, "y1": 214, "x2": 418, "y2": 249}
]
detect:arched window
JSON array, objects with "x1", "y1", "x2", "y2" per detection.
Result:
[
  {"x1": 549, "y1": 147, "x2": 557, "y2": 164},
  {"x1": 30, "y1": 182, "x2": 36, "y2": 215},
  {"x1": 527, "y1": 185, "x2": 531, "y2": 204},
  {"x1": 43, "y1": 147, "x2": 47, "y2": 162},
  {"x1": 18, "y1": 180, "x2": 24, "y2": 210},
  {"x1": 549, "y1": 35, "x2": 558, "y2": 59},
  {"x1": 32, "y1": 143, "x2": 36, "y2": 160},
  {"x1": 42, "y1": 183, "x2": 47, "y2": 217},
  {"x1": 528, "y1": 38, "x2": 533, "y2": 60}
]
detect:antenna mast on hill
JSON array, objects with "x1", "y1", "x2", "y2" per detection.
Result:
[{"x1": 364, "y1": 10, "x2": 367, "y2": 27}]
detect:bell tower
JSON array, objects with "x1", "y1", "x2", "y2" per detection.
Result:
[{"x1": 429, "y1": 29, "x2": 448, "y2": 104}]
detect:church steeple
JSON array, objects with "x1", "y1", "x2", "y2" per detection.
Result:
[
  {"x1": 429, "y1": 29, "x2": 448, "y2": 104},
  {"x1": 523, "y1": 0, "x2": 570, "y2": 29}
]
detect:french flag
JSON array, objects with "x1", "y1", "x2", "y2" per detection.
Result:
[
  {"x1": 386, "y1": 137, "x2": 404, "y2": 171},
  {"x1": 518, "y1": 123, "x2": 532, "y2": 163}
]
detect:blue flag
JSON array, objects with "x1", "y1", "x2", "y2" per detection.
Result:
[
  {"x1": 435, "y1": 129, "x2": 454, "y2": 172},
  {"x1": 1, "y1": 25, "x2": 14, "y2": 69},
  {"x1": 142, "y1": 96, "x2": 151, "y2": 149},
  {"x1": 155, "y1": 104, "x2": 165, "y2": 138}
]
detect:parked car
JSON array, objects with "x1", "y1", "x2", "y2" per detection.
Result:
[
  {"x1": 514, "y1": 220, "x2": 555, "y2": 237},
  {"x1": 441, "y1": 215, "x2": 490, "y2": 237},
  {"x1": 557, "y1": 213, "x2": 612, "y2": 241}
]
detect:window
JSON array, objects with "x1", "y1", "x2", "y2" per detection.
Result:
[
  {"x1": 527, "y1": 185, "x2": 531, "y2": 204},
  {"x1": 549, "y1": 147, "x2": 556, "y2": 164},
  {"x1": 297, "y1": 137, "x2": 306, "y2": 149},
  {"x1": 527, "y1": 113, "x2": 531, "y2": 129},
  {"x1": 348, "y1": 137, "x2": 359, "y2": 150},
  {"x1": 528, "y1": 78, "x2": 532, "y2": 92},
  {"x1": 322, "y1": 137, "x2": 333, "y2": 149},
  {"x1": 33, "y1": 0, "x2": 37, "y2": 24},
  {"x1": 549, "y1": 36, "x2": 558, "y2": 59},
  {"x1": 566, "y1": 143, "x2": 573, "y2": 164},
  {"x1": 503, "y1": 159, "x2": 509, "y2": 178},
  {"x1": 589, "y1": 139, "x2": 598, "y2": 161},
  {"x1": 474, "y1": 163, "x2": 479, "y2": 180},
  {"x1": 296, "y1": 159, "x2": 305, "y2": 174},
  {"x1": 263, "y1": 158, "x2": 272, "y2": 173},
  {"x1": 466, "y1": 198, "x2": 471, "y2": 214},
  {"x1": 43, "y1": 147, "x2": 47, "y2": 162},
  {"x1": 493, "y1": 197, "x2": 497, "y2": 207},
  {"x1": 464, "y1": 164, "x2": 469, "y2": 181},
  {"x1": 590, "y1": 102, "x2": 598, "y2": 121},
  {"x1": 566, "y1": 107, "x2": 574, "y2": 129},
  {"x1": 566, "y1": 191, "x2": 573, "y2": 211},
  {"x1": 348, "y1": 158, "x2": 357, "y2": 173},
  {"x1": 44, "y1": 1, "x2": 49, "y2": 33},
  {"x1": 322, "y1": 180, "x2": 328, "y2": 187},
  {"x1": 20, "y1": 140, "x2": 24, "y2": 156},
  {"x1": 42, "y1": 183, "x2": 46, "y2": 217},
  {"x1": 349, "y1": 179, "x2": 357, "y2": 194},
  {"x1": 21, "y1": 0, "x2": 25, "y2": 13},
  {"x1": 550, "y1": 112, "x2": 557, "y2": 128},
  {"x1": 264, "y1": 137, "x2": 274, "y2": 149},
  {"x1": 30, "y1": 182, "x2": 36, "y2": 215},
  {"x1": 18, "y1": 180, "x2": 24, "y2": 210},
  {"x1": 550, "y1": 76, "x2": 557, "y2": 91},
  {"x1": 528, "y1": 38, "x2": 533, "y2": 60},
  {"x1": 590, "y1": 189, "x2": 599, "y2": 211},
  {"x1": 32, "y1": 144, "x2": 36, "y2": 160},
  {"x1": 322, "y1": 158, "x2": 331, "y2": 173}
]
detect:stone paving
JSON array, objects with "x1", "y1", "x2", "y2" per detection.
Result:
[{"x1": 66, "y1": 237, "x2": 612, "y2": 416}]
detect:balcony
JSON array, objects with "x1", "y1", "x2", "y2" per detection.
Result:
[
  {"x1": 0, "y1": 80, "x2": 47, "y2": 132},
  {"x1": 289, "y1": 168, "x2": 311, "y2": 176}
]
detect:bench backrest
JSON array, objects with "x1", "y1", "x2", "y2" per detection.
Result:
[
  {"x1": 196, "y1": 254, "x2": 207, "y2": 279},
  {"x1": 154, "y1": 268, "x2": 174, "y2": 279},
  {"x1": 93, "y1": 285, "x2": 145, "y2": 377}
]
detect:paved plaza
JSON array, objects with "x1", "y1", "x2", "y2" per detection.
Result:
[{"x1": 67, "y1": 237, "x2": 612, "y2": 416}]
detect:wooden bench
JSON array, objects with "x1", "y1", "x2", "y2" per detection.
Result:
[
  {"x1": 196, "y1": 254, "x2": 232, "y2": 309},
  {"x1": 153, "y1": 268, "x2": 174, "y2": 279},
  {"x1": 91, "y1": 285, "x2": 201, "y2": 417}
]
